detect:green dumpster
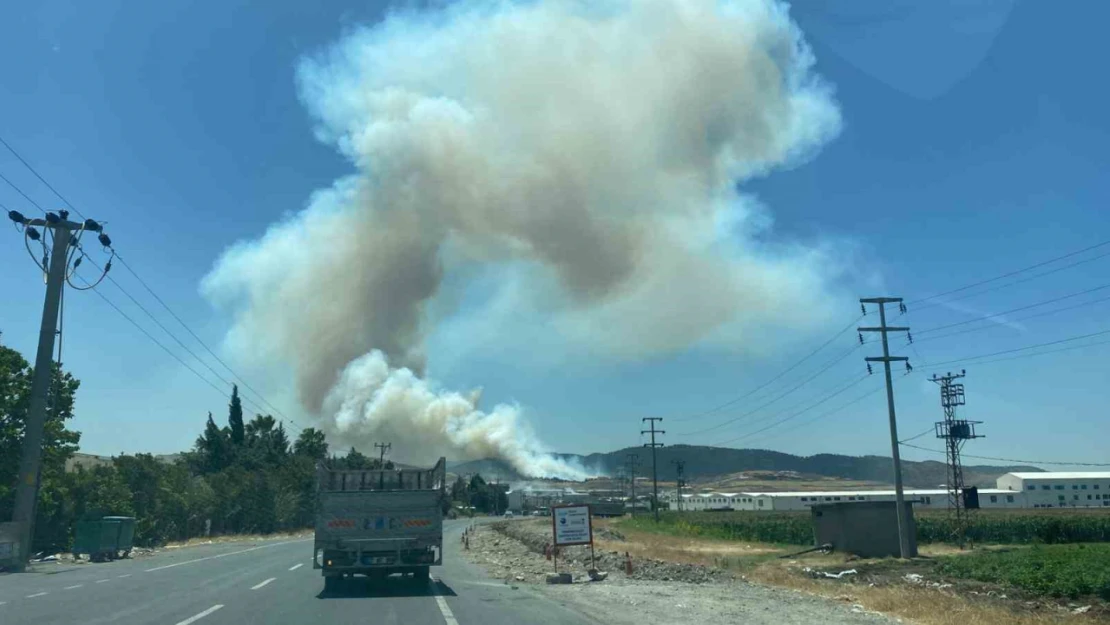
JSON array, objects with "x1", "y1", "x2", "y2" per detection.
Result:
[
  {"x1": 103, "y1": 516, "x2": 136, "y2": 557},
  {"x1": 73, "y1": 517, "x2": 136, "y2": 562}
]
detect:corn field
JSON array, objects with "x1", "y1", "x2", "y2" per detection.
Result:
[{"x1": 621, "y1": 509, "x2": 1110, "y2": 546}]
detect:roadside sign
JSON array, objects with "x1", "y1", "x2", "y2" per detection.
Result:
[{"x1": 551, "y1": 504, "x2": 592, "y2": 547}]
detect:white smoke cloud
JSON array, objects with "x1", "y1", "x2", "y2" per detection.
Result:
[{"x1": 202, "y1": 0, "x2": 844, "y2": 478}]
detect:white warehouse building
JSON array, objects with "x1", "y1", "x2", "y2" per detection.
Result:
[
  {"x1": 996, "y1": 472, "x2": 1110, "y2": 509},
  {"x1": 666, "y1": 471, "x2": 1110, "y2": 512}
]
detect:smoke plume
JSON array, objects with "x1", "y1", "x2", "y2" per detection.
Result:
[{"x1": 202, "y1": 0, "x2": 843, "y2": 478}]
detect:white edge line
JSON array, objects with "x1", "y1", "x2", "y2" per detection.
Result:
[
  {"x1": 435, "y1": 594, "x2": 459, "y2": 625},
  {"x1": 251, "y1": 577, "x2": 277, "y2": 590},
  {"x1": 289, "y1": 563, "x2": 303, "y2": 571},
  {"x1": 64, "y1": 584, "x2": 83, "y2": 590},
  {"x1": 26, "y1": 592, "x2": 48, "y2": 598},
  {"x1": 145, "y1": 539, "x2": 308, "y2": 572},
  {"x1": 174, "y1": 604, "x2": 223, "y2": 625}
]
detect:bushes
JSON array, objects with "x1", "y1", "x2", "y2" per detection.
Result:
[
  {"x1": 936, "y1": 544, "x2": 1110, "y2": 600},
  {"x1": 620, "y1": 509, "x2": 1110, "y2": 547}
]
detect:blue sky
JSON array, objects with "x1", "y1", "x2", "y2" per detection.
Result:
[{"x1": 1, "y1": 1, "x2": 1107, "y2": 469}]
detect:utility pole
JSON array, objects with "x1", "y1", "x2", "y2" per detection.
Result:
[
  {"x1": 672, "y1": 459, "x2": 686, "y2": 512},
  {"x1": 625, "y1": 454, "x2": 640, "y2": 516},
  {"x1": 375, "y1": 442, "x2": 391, "y2": 467},
  {"x1": 7, "y1": 210, "x2": 111, "y2": 571},
  {"x1": 642, "y1": 418, "x2": 665, "y2": 522},
  {"x1": 932, "y1": 370, "x2": 981, "y2": 548},
  {"x1": 859, "y1": 297, "x2": 913, "y2": 558}
]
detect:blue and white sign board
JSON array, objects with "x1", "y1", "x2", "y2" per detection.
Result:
[{"x1": 551, "y1": 504, "x2": 592, "y2": 547}]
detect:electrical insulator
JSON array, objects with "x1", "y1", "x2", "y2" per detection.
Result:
[
  {"x1": 907, "y1": 332, "x2": 914, "y2": 344},
  {"x1": 899, "y1": 302, "x2": 907, "y2": 314},
  {"x1": 59, "y1": 210, "x2": 69, "y2": 220},
  {"x1": 73, "y1": 256, "x2": 83, "y2": 269},
  {"x1": 867, "y1": 363, "x2": 873, "y2": 375},
  {"x1": 45, "y1": 212, "x2": 59, "y2": 224},
  {"x1": 83, "y1": 219, "x2": 102, "y2": 232},
  {"x1": 906, "y1": 362, "x2": 913, "y2": 373},
  {"x1": 26, "y1": 227, "x2": 41, "y2": 241},
  {"x1": 98, "y1": 232, "x2": 112, "y2": 248},
  {"x1": 860, "y1": 303, "x2": 866, "y2": 315},
  {"x1": 858, "y1": 333, "x2": 864, "y2": 345},
  {"x1": 8, "y1": 210, "x2": 26, "y2": 224}
]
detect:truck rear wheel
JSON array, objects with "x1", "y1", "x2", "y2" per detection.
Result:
[{"x1": 414, "y1": 566, "x2": 430, "y2": 583}]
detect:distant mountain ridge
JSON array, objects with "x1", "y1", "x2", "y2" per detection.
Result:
[{"x1": 448, "y1": 444, "x2": 1041, "y2": 488}]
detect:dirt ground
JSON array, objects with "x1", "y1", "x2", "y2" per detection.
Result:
[
  {"x1": 461, "y1": 518, "x2": 1109, "y2": 625},
  {"x1": 461, "y1": 520, "x2": 896, "y2": 625}
]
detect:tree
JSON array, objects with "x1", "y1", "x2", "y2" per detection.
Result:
[
  {"x1": 0, "y1": 341, "x2": 81, "y2": 551},
  {"x1": 339, "y1": 447, "x2": 373, "y2": 470},
  {"x1": 293, "y1": 428, "x2": 328, "y2": 460},
  {"x1": 228, "y1": 385, "x2": 244, "y2": 446},
  {"x1": 191, "y1": 412, "x2": 231, "y2": 474}
]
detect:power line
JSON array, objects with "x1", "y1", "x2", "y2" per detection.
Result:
[
  {"x1": 915, "y1": 282, "x2": 1110, "y2": 336},
  {"x1": 905, "y1": 238, "x2": 1110, "y2": 308},
  {"x1": 925, "y1": 328, "x2": 1110, "y2": 369},
  {"x1": 672, "y1": 315, "x2": 863, "y2": 422},
  {"x1": 0, "y1": 134, "x2": 87, "y2": 220},
  {"x1": 677, "y1": 343, "x2": 861, "y2": 437},
  {"x1": 913, "y1": 293, "x2": 1110, "y2": 345},
  {"x1": 716, "y1": 372, "x2": 872, "y2": 446},
  {"x1": 113, "y1": 253, "x2": 291, "y2": 421},
  {"x1": 0, "y1": 171, "x2": 48, "y2": 215},
  {"x1": 899, "y1": 442, "x2": 1110, "y2": 468}
]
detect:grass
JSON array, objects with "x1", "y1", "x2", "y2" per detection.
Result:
[
  {"x1": 936, "y1": 543, "x2": 1110, "y2": 601},
  {"x1": 618, "y1": 509, "x2": 1110, "y2": 546}
]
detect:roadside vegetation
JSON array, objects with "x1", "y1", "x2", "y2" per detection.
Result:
[
  {"x1": 620, "y1": 509, "x2": 1110, "y2": 546},
  {"x1": 936, "y1": 543, "x2": 1110, "y2": 601}
]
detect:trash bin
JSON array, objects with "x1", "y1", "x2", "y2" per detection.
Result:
[
  {"x1": 103, "y1": 516, "x2": 136, "y2": 557},
  {"x1": 74, "y1": 517, "x2": 137, "y2": 562}
]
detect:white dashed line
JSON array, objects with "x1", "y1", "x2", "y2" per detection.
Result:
[
  {"x1": 434, "y1": 595, "x2": 459, "y2": 625},
  {"x1": 95, "y1": 579, "x2": 111, "y2": 584},
  {"x1": 288, "y1": 563, "x2": 303, "y2": 571},
  {"x1": 118, "y1": 574, "x2": 132, "y2": 578},
  {"x1": 145, "y1": 539, "x2": 308, "y2": 573},
  {"x1": 251, "y1": 577, "x2": 276, "y2": 590},
  {"x1": 64, "y1": 584, "x2": 83, "y2": 590},
  {"x1": 26, "y1": 592, "x2": 48, "y2": 598},
  {"x1": 174, "y1": 604, "x2": 223, "y2": 625}
]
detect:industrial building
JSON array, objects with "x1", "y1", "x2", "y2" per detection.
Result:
[{"x1": 665, "y1": 471, "x2": 1110, "y2": 512}]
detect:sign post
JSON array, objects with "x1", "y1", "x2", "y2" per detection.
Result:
[{"x1": 551, "y1": 504, "x2": 594, "y2": 572}]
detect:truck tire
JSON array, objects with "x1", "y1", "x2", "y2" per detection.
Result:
[{"x1": 414, "y1": 566, "x2": 430, "y2": 583}]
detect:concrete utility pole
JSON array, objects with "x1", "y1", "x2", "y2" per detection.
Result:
[
  {"x1": 672, "y1": 459, "x2": 686, "y2": 512},
  {"x1": 8, "y1": 210, "x2": 108, "y2": 571},
  {"x1": 625, "y1": 454, "x2": 640, "y2": 516},
  {"x1": 642, "y1": 418, "x2": 665, "y2": 522},
  {"x1": 859, "y1": 297, "x2": 913, "y2": 559}
]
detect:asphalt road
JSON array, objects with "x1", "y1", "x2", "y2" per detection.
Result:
[{"x1": 0, "y1": 520, "x2": 599, "y2": 625}]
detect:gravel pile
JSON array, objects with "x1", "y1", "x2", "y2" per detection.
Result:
[{"x1": 490, "y1": 520, "x2": 731, "y2": 585}]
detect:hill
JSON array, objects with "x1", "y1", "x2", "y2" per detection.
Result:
[{"x1": 449, "y1": 445, "x2": 1040, "y2": 488}]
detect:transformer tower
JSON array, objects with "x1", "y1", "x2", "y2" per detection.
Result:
[{"x1": 931, "y1": 370, "x2": 982, "y2": 547}]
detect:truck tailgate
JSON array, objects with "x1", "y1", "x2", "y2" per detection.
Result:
[{"x1": 315, "y1": 490, "x2": 442, "y2": 544}]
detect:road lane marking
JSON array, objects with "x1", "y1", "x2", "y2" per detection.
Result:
[
  {"x1": 288, "y1": 563, "x2": 303, "y2": 571},
  {"x1": 96, "y1": 579, "x2": 111, "y2": 584},
  {"x1": 26, "y1": 592, "x2": 48, "y2": 598},
  {"x1": 434, "y1": 595, "x2": 459, "y2": 625},
  {"x1": 251, "y1": 577, "x2": 276, "y2": 590},
  {"x1": 174, "y1": 605, "x2": 223, "y2": 625},
  {"x1": 64, "y1": 584, "x2": 83, "y2": 590},
  {"x1": 118, "y1": 574, "x2": 132, "y2": 578},
  {"x1": 145, "y1": 539, "x2": 308, "y2": 573}
]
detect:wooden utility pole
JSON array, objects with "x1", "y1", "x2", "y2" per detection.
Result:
[
  {"x1": 642, "y1": 418, "x2": 665, "y2": 522},
  {"x1": 859, "y1": 297, "x2": 913, "y2": 558}
]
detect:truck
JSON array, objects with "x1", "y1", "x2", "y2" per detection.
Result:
[{"x1": 313, "y1": 458, "x2": 446, "y2": 591}]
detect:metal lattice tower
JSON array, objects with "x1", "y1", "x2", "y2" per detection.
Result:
[
  {"x1": 672, "y1": 460, "x2": 686, "y2": 512},
  {"x1": 931, "y1": 370, "x2": 982, "y2": 547}
]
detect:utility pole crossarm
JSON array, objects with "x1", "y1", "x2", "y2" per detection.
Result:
[
  {"x1": 860, "y1": 297, "x2": 903, "y2": 304},
  {"x1": 859, "y1": 327, "x2": 910, "y2": 332},
  {"x1": 865, "y1": 356, "x2": 909, "y2": 362}
]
